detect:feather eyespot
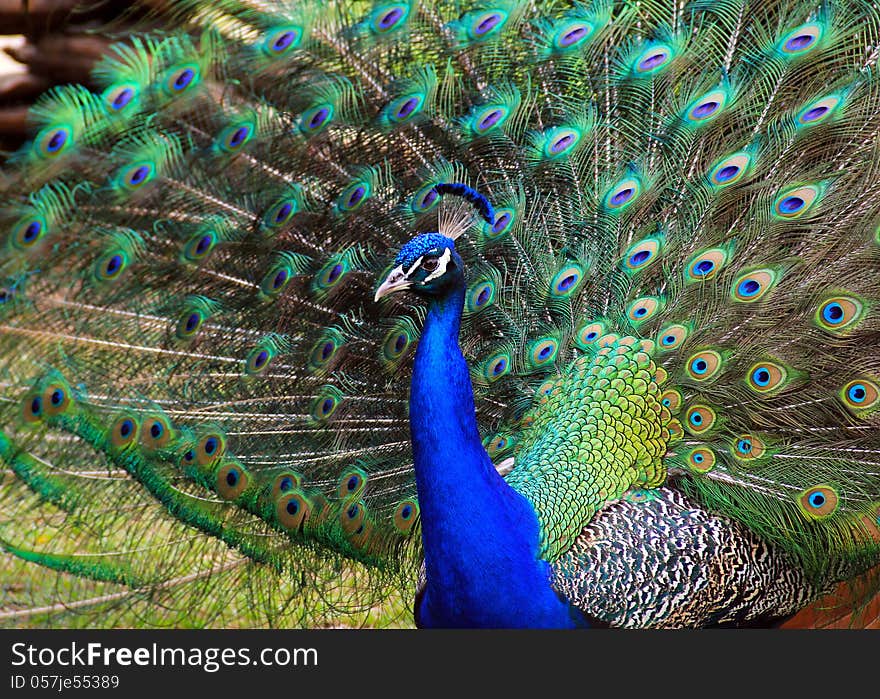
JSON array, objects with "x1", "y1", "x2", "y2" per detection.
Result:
[
  {"x1": 118, "y1": 162, "x2": 156, "y2": 191},
  {"x1": 43, "y1": 390, "x2": 61, "y2": 415},
  {"x1": 797, "y1": 485, "x2": 838, "y2": 520},
  {"x1": 623, "y1": 236, "x2": 663, "y2": 272},
  {"x1": 732, "y1": 434, "x2": 766, "y2": 461},
  {"x1": 141, "y1": 416, "x2": 172, "y2": 449},
  {"x1": 536, "y1": 379, "x2": 555, "y2": 399},
  {"x1": 382, "y1": 326, "x2": 413, "y2": 362},
  {"x1": 117, "y1": 418, "x2": 135, "y2": 439},
  {"x1": 340, "y1": 499, "x2": 367, "y2": 534},
  {"x1": 300, "y1": 104, "x2": 333, "y2": 134},
  {"x1": 103, "y1": 83, "x2": 138, "y2": 113},
  {"x1": 549, "y1": 263, "x2": 585, "y2": 298},
  {"x1": 797, "y1": 95, "x2": 841, "y2": 127},
  {"x1": 708, "y1": 152, "x2": 752, "y2": 187},
  {"x1": 12, "y1": 216, "x2": 47, "y2": 250},
  {"x1": 162, "y1": 64, "x2": 200, "y2": 96},
  {"x1": 393, "y1": 499, "x2": 419, "y2": 534},
  {"x1": 800, "y1": 105, "x2": 827, "y2": 123},
  {"x1": 345, "y1": 186, "x2": 366, "y2": 208},
  {"x1": 624, "y1": 489, "x2": 658, "y2": 504},
  {"x1": 604, "y1": 177, "x2": 640, "y2": 211},
  {"x1": 411, "y1": 184, "x2": 440, "y2": 213},
  {"x1": 685, "y1": 405, "x2": 716, "y2": 434},
  {"x1": 553, "y1": 22, "x2": 594, "y2": 51},
  {"x1": 386, "y1": 94, "x2": 424, "y2": 123},
  {"x1": 477, "y1": 108, "x2": 502, "y2": 130},
  {"x1": 94, "y1": 251, "x2": 128, "y2": 282},
  {"x1": 468, "y1": 10, "x2": 508, "y2": 39},
  {"x1": 262, "y1": 26, "x2": 302, "y2": 57},
  {"x1": 261, "y1": 265, "x2": 293, "y2": 298},
  {"x1": 309, "y1": 336, "x2": 339, "y2": 370},
  {"x1": 542, "y1": 127, "x2": 582, "y2": 158},
  {"x1": 687, "y1": 447, "x2": 716, "y2": 473},
  {"x1": 690, "y1": 101, "x2": 719, "y2": 120},
  {"x1": 686, "y1": 350, "x2": 723, "y2": 381},
  {"x1": 746, "y1": 361, "x2": 789, "y2": 393},
  {"x1": 252, "y1": 350, "x2": 269, "y2": 369},
  {"x1": 109, "y1": 415, "x2": 139, "y2": 448},
  {"x1": 181, "y1": 448, "x2": 197, "y2": 468},
  {"x1": 633, "y1": 44, "x2": 673, "y2": 74},
  {"x1": 656, "y1": 324, "x2": 688, "y2": 351},
  {"x1": 372, "y1": 4, "x2": 409, "y2": 34},
  {"x1": 182, "y1": 230, "x2": 217, "y2": 262},
  {"x1": 20, "y1": 392, "x2": 44, "y2": 424},
  {"x1": 315, "y1": 260, "x2": 348, "y2": 291},
  {"x1": 276, "y1": 491, "x2": 311, "y2": 530},
  {"x1": 815, "y1": 296, "x2": 864, "y2": 333},
  {"x1": 685, "y1": 248, "x2": 729, "y2": 282},
  {"x1": 311, "y1": 391, "x2": 340, "y2": 421},
  {"x1": 467, "y1": 280, "x2": 496, "y2": 312},
  {"x1": 338, "y1": 468, "x2": 367, "y2": 498},
  {"x1": 483, "y1": 352, "x2": 511, "y2": 382},
  {"x1": 773, "y1": 185, "x2": 820, "y2": 219},
  {"x1": 176, "y1": 310, "x2": 204, "y2": 340},
  {"x1": 626, "y1": 296, "x2": 662, "y2": 324},
  {"x1": 196, "y1": 433, "x2": 226, "y2": 466},
  {"x1": 40, "y1": 382, "x2": 71, "y2": 417},
  {"x1": 660, "y1": 389, "x2": 682, "y2": 413},
  {"x1": 245, "y1": 345, "x2": 275, "y2": 375},
  {"x1": 685, "y1": 89, "x2": 728, "y2": 123},
  {"x1": 529, "y1": 338, "x2": 559, "y2": 367},
  {"x1": 35, "y1": 126, "x2": 72, "y2": 158},
  {"x1": 389, "y1": 333, "x2": 409, "y2": 357},
  {"x1": 575, "y1": 321, "x2": 607, "y2": 349},
  {"x1": 216, "y1": 462, "x2": 249, "y2": 500},
  {"x1": 840, "y1": 379, "x2": 879, "y2": 411},
  {"x1": 486, "y1": 433, "x2": 516, "y2": 458},
  {"x1": 271, "y1": 472, "x2": 302, "y2": 500},
  {"x1": 778, "y1": 23, "x2": 823, "y2": 56},
  {"x1": 128, "y1": 166, "x2": 150, "y2": 187},
  {"x1": 218, "y1": 122, "x2": 254, "y2": 153},
  {"x1": 731, "y1": 269, "x2": 777, "y2": 302},
  {"x1": 337, "y1": 181, "x2": 371, "y2": 213},
  {"x1": 485, "y1": 208, "x2": 515, "y2": 239},
  {"x1": 263, "y1": 199, "x2": 297, "y2": 230},
  {"x1": 472, "y1": 105, "x2": 510, "y2": 135}
]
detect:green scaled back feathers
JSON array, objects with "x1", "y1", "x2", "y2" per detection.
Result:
[{"x1": 1, "y1": 0, "x2": 880, "y2": 627}]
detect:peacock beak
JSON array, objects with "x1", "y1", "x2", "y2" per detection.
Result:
[{"x1": 374, "y1": 265, "x2": 410, "y2": 301}]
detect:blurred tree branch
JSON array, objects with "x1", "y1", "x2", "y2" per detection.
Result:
[{"x1": 0, "y1": 0, "x2": 157, "y2": 156}]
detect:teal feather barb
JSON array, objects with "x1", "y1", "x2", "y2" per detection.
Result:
[{"x1": 1, "y1": 0, "x2": 879, "y2": 628}]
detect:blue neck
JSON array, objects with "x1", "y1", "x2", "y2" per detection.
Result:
[{"x1": 410, "y1": 282, "x2": 583, "y2": 628}]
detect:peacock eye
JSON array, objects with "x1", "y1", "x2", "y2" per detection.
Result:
[{"x1": 421, "y1": 256, "x2": 440, "y2": 272}]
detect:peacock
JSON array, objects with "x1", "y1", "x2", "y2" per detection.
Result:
[{"x1": 1, "y1": 0, "x2": 880, "y2": 629}]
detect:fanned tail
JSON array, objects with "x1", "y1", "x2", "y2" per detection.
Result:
[{"x1": 2, "y1": 0, "x2": 880, "y2": 627}]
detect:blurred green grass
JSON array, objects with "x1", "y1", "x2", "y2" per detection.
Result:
[
  {"x1": 1, "y1": 470, "x2": 417, "y2": 629},
  {"x1": 1, "y1": 548, "x2": 415, "y2": 628}
]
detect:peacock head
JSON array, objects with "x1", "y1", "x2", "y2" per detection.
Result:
[{"x1": 374, "y1": 232, "x2": 463, "y2": 302}]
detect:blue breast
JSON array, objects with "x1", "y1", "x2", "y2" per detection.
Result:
[{"x1": 408, "y1": 283, "x2": 587, "y2": 628}]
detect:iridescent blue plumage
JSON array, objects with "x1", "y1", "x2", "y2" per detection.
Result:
[
  {"x1": 381, "y1": 228, "x2": 586, "y2": 627},
  {"x1": 394, "y1": 233, "x2": 456, "y2": 268}
]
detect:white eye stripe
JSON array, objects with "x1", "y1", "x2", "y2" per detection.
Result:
[
  {"x1": 406, "y1": 256, "x2": 424, "y2": 276},
  {"x1": 423, "y1": 248, "x2": 451, "y2": 282}
]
